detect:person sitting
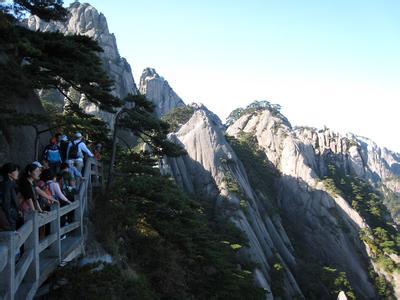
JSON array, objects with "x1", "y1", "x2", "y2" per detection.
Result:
[
  {"x1": 0, "y1": 163, "x2": 21, "y2": 231},
  {"x1": 67, "y1": 132, "x2": 94, "y2": 174}
]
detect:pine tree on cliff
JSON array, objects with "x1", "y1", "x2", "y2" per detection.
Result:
[
  {"x1": 0, "y1": 0, "x2": 121, "y2": 112},
  {"x1": 0, "y1": 1, "x2": 181, "y2": 162}
]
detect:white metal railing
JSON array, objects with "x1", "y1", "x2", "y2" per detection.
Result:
[{"x1": 0, "y1": 157, "x2": 103, "y2": 300}]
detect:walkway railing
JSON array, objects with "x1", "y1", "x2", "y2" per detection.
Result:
[{"x1": 0, "y1": 158, "x2": 103, "y2": 300}]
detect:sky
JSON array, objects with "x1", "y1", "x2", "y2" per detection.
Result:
[{"x1": 64, "y1": 0, "x2": 400, "y2": 152}]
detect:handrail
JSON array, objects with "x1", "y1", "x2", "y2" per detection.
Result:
[{"x1": 0, "y1": 157, "x2": 103, "y2": 300}]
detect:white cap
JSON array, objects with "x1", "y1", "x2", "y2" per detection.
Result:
[
  {"x1": 32, "y1": 161, "x2": 43, "y2": 168},
  {"x1": 61, "y1": 135, "x2": 68, "y2": 141},
  {"x1": 75, "y1": 132, "x2": 82, "y2": 138}
]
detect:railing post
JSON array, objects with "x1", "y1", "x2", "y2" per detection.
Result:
[
  {"x1": 24, "y1": 211, "x2": 39, "y2": 289},
  {"x1": 74, "y1": 179, "x2": 85, "y2": 252},
  {"x1": 0, "y1": 231, "x2": 15, "y2": 300},
  {"x1": 49, "y1": 203, "x2": 61, "y2": 261}
]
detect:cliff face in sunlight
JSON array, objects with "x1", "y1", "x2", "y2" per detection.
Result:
[
  {"x1": 25, "y1": 2, "x2": 137, "y2": 128},
  {"x1": 17, "y1": 2, "x2": 399, "y2": 299},
  {"x1": 226, "y1": 108, "x2": 400, "y2": 298},
  {"x1": 121, "y1": 46, "x2": 400, "y2": 297},
  {"x1": 161, "y1": 104, "x2": 302, "y2": 298},
  {"x1": 139, "y1": 68, "x2": 185, "y2": 118}
]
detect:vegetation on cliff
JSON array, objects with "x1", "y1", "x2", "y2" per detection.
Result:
[
  {"x1": 322, "y1": 162, "x2": 399, "y2": 297},
  {"x1": 226, "y1": 100, "x2": 283, "y2": 126},
  {"x1": 1, "y1": 2, "x2": 265, "y2": 298},
  {"x1": 161, "y1": 105, "x2": 195, "y2": 132},
  {"x1": 226, "y1": 131, "x2": 357, "y2": 299}
]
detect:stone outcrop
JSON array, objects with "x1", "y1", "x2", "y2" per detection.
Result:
[
  {"x1": 162, "y1": 104, "x2": 303, "y2": 298},
  {"x1": 139, "y1": 68, "x2": 185, "y2": 117},
  {"x1": 26, "y1": 2, "x2": 138, "y2": 127},
  {"x1": 293, "y1": 126, "x2": 400, "y2": 222},
  {"x1": 227, "y1": 109, "x2": 400, "y2": 298}
]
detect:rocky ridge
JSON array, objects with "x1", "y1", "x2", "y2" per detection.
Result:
[
  {"x1": 139, "y1": 68, "x2": 185, "y2": 117},
  {"x1": 26, "y1": 2, "x2": 137, "y2": 127},
  {"x1": 21, "y1": 2, "x2": 400, "y2": 298},
  {"x1": 227, "y1": 108, "x2": 400, "y2": 298},
  {"x1": 161, "y1": 104, "x2": 303, "y2": 298},
  {"x1": 293, "y1": 126, "x2": 400, "y2": 221}
]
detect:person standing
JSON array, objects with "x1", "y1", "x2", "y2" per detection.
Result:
[
  {"x1": 19, "y1": 164, "x2": 43, "y2": 214},
  {"x1": 43, "y1": 137, "x2": 62, "y2": 174},
  {"x1": 59, "y1": 135, "x2": 70, "y2": 163},
  {"x1": 0, "y1": 163, "x2": 21, "y2": 230},
  {"x1": 68, "y1": 132, "x2": 94, "y2": 173}
]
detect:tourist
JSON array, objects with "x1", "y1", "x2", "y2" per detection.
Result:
[
  {"x1": 59, "y1": 135, "x2": 70, "y2": 163},
  {"x1": 0, "y1": 163, "x2": 21, "y2": 230},
  {"x1": 68, "y1": 132, "x2": 94, "y2": 173},
  {"x1": 43, "y1": 137, "x2": 62, "y2": 174},
  {"x1": 19, "y1": 164, "x2": 44, "y2": 214},
  {"x1": 40, "y1": 169, "x2": 71, "y2": 206}
]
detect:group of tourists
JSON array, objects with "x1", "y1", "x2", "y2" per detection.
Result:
[
  {"x1": 0, "y1": 132, "x2": 97, "y2": 233},
  {"x1": 42, "y1": 132, "x2": 96, "y2": 175}
]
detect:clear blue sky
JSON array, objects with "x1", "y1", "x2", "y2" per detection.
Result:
[{"x1": 65, "y1": 0, "x2": 400, "y2": 152}]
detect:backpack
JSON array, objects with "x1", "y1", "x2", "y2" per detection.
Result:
[
  {"x1": 69, "y1": 141, "x2": 82, "y2": 159},
  {"x1": 37, "y1": 181, "x2": 52, "y2": 210},
  {"x1": 60, "y1": 140, "x2": 70, "y2": 162},
  {"x1": 46, "y1": 145, "x2": 61, "y2": 163}
]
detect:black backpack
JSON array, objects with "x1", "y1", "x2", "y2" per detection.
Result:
[
  {"x1": 60, "y1": 140, "x2": 70, "y2": 162},
  {"x1": 69, "y1": 141, "x2": 82, "y2": 159}
]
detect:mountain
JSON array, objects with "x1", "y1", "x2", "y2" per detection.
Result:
[
  {"x1": 139, "y1": 68, "x2": 185, "y2": 117},
  {"x1": 18, "y1": 2, "x2": 399, "y2": 298},
  {"x1": 25, "y1": 2, "x2": 137, "y2": 127},
  {"x1": 161, "y1": 104, "x2": 303, "y2": 298},
  {"x1": 226, "y1": 103, "x2": 400, "y2": 298},
  {"x1": 292, "y1": 126, "x2": 400, "y2": 222}
]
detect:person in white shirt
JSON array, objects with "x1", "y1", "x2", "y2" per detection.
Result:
[{"x1": 67, "y1": 132, "x2": 94, "y2": 173}]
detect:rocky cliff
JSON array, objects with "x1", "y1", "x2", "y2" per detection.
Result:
[
  {"x1": 161, "y1": 104, "x2": 304, "y2": 298},
  {"x1": 19, "y1": 2, "x2": 400, "y2": 298},
  {"x1": 226, "y1": 107, "x2": 400, "y2": 298},
  {"x1": 25, "y1": 2, "x2": 137, "y2": 127},
  {"x1": 293, "y1": 126, "x2": 400, "y2": 222},
  {"x1": 139, "y1": 68, "x2": 185, "y2": 117}
]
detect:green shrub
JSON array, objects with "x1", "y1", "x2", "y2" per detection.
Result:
[
  {"x1": 226, "y1": 132, "x2": 280, "y2": 202},
  {"x1": 47, "y1": 264, "x2": 156, "y2": 300},
  {"x1": 226, "y1": 100, "x2": 282, "y2": 126},
  {"x1": 94, "y1": 163, "x2": 265, "y2": 299},
  {"x1": 270, "y1": 256, "x2": 285, "y2": 297},
  {"x1": 162, "y1": 105, "x2": 195, "y2": 132},
  {"x1": 322, "y1": 160, "x2": 399, "y2": 298}
]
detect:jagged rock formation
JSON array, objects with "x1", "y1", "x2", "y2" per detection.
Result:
[
  {"x1": 25, "y1": 2, "x2": 137, "y2": 127},
  {"x1": 21, "y1": 2, "x2": 400, "y2": 298},
  {"x1": 139, "y1": 68, "x2": 185, "y2": 117},
  {"x1": 295, "y1": 127, "x2": 400, "y2": 185},
  {"x1": 161, "y1": 104, "x2": 303, "y2": 298},
  {"x1": 292, "y1": 126, "x2": 400, "y2": 222},
  {"x1": 227, "y1": 108, "x2": 400, "y2": 298}
]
